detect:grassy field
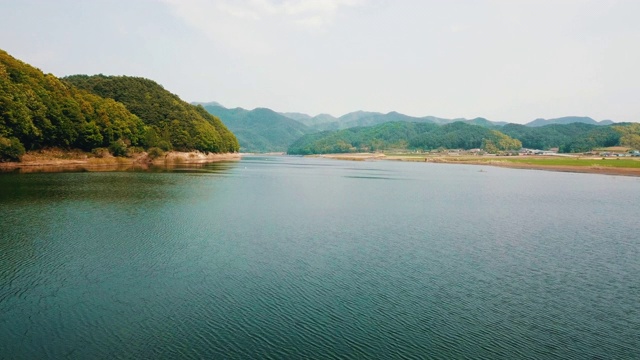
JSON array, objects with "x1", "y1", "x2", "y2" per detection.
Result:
[
  {"x1": 383, "y1": 152, "x2": 640, "y2": 169},
  {"x1": 315, "y1": 152, "x2": 640, "y2": 176},
  {"x1": 491, "y1": 157, "x2": 640, "y2": 168}
]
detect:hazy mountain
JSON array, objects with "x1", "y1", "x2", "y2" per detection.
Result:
[
  {"x1": 312, "y1": 114, "x2": 339, "y2": 124},
  {"x1": 526, "y1": 116, "x2": 614, "y2": 127},
  {"x1": 196, "y1": 100, "x2": 623, "y2": 153},
  {"x1": 461, "y1": 117, "x2": 507, "y2": 127},
  {"x1": 419, "y1": 116, "x2": 454, "y2": 125},
  {"x1": 280, "y1": 112, "x2": 312, "y2": 122},
  {"x1": 339, "y1": 111, "x2": 382, "y2": 123},
  {"x1": 191, "y1": 101, "x2": 223, "y2": 107},
  {"x1": 204, "y1": 105, "x2": 310, "y2": 152},
  {"x1": 312, "y1": 112, "x2": 507, "y2": 131},
  {"x1": 314, "y1": 111, "x2": 432, "y2": 131},
  {"x1": 280, "y1": 112, "x2": 338, "y2": 127}
]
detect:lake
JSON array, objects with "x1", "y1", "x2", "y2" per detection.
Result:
[{"x1": 1, "y1": 156, "x2": 639, "y2": 359}]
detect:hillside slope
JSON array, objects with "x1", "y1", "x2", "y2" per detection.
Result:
[
  {"x1": 204, "y1": 105, "x2": 310, "y2": 152},
  {"x1": 0, "y1": 49, "x2": 147, "y2": 161},
  {"x1": 64, "y1": 75, "x2": 239, "y2": 153},
  {"x1": 288, "y1": 121, "x2": 521, "y2": 155}
]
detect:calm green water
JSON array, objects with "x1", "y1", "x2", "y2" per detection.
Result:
[{"x1": 1, "y1": 156, "x2": 639, "y2": 359}]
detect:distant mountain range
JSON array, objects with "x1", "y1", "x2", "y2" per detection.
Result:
[
  {"x1": 279, "y1": 112, "x2": 337, "y2": 127},
  {"x1": 281, "y1": 110, "x2": 510, "y2": 131},
  {"x1": 202, "y1": 105, "x2": 310, "y2": 152},
  {"x1": 525, "y1": 116, "x2": 614, "y2": 127},
  {"x1": 200, "y1": 102, "x2": 619, "y2": 153}
]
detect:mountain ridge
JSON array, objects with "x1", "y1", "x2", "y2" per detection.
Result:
[
  {"x1": 203, "y1": 105, "x2": 310, "y2": 152},
  {"x1": 64, "y1": 75, "x2": 239, "y2": 153},
  {"x1": 526, "y1": 116, "x2": 615, "y2": 127},
  {"x1": 196, "y1": 102, "x2": 614, "y2": 129}
]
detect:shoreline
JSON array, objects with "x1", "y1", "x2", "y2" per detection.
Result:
[
  {"x1": 3, "y1": 150, "x2": 639, "y2": 177},
  {"x1": 314, "y1": 153, "x2": 640, "y2": 177},
  {"x1": 0, "y1": 150, "x2": 241, "y2": 173}
]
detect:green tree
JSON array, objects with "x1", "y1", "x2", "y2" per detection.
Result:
[
  {"x1": 0, "y1": 136, "x2": 26, "y2": 161},
  {"x1": 620, "y1": 134, "x2": 640, "y2": 150},
  {"x1": 614, "y1": 123, "x2": 640, "y2": 150},
  {"x1": 108, "y1": 139, "x2": 128, "y2": 157},
  {"x1": 491, "y1": 130, "x2": 522, "y2": 150},
  {"x1": 482, "y1": 139, "x2": 499, "y2": 154}
]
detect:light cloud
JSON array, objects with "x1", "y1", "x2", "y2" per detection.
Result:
[
  {"x1": 161, "y1": 0, "x2": 367, "y2": 59},
  {"x1": 7, "y1": 0, "x2": 636, "y2": 122},
  {"x1": 164, "y1": 0, "x2": 366, "y2": 31}
]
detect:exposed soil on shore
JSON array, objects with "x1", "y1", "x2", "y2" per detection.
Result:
[
  {"x1": 445, "y1": 159, "x2": 640, "y2": 177},
  {"x1": 0, "y1": 149, "x2": 241, "y2": 173},
  {"x1": 4, "y1": 150, "x2": 639, "y2": 177},
  {"x1": 312, "y1": 153, "x2": 387, "y2": 161},
  {"x1": 316, "y1": 153, "x2": 640, "y2": 177}
]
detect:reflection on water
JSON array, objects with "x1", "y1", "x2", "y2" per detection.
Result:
[
  {"x1": 0, "y1": 159, "x2": 239, "y2": 174},
  {"x1": 0, "y1": 161, "x2": 239, "y2": 204}
]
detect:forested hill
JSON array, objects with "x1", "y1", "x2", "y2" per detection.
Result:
[
  {"x1": 0, "y1": 49, "x2": 238, "y2": 161},
  {"x1": 0, "y1": 49, "x2": 147, "y2": 160},
  {"x1": 64, "y1": 75, "x2": 238, "y2": 153},
  {"x1": 203, "y1": 104, "x2": 310, "y2": 152},
  {"x1": 288, "y1": 122, "x2": 522, "y2": 155},
  {"x1": 288, "y1": 120, "x2": 640, "y2": 155}
]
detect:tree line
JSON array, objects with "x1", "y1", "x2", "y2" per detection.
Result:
[
  {"x1": 288, "y1": 122, "x2": 522, "y2": 155},
  {"x1": 288, "y1": 120, "x2": 640, "y2": 155}
]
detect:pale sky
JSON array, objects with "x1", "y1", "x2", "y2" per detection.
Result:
[{"x1": 1, "y1": 0, "x2": 639, "y2": 123}]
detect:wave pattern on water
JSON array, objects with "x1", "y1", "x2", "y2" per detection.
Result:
[{"x1": 1, "y1": 156, "x2": 639, "y2": 359}]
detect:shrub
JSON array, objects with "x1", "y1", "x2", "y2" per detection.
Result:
[
  {"x1": 91, "y1": 147, "x2": 111, "y2": 158},
  {"x1": 147, "y1": 147, "x2": 164, "y2": 159},
  {"x1": 157, "y1": 140, "x2": 172, "y2": 151},
  {"x1": 109, "y1": 139, "x2": 128, "y2": 157},
  {"x1": 126, "y1": 146, "x2": 144, "y2": 157},
  {"x1": 0, "y1": 137, "x2": 26, "y2": 162}
]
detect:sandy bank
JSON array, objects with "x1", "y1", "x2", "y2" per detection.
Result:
[
  {"x1": 311, "y1": 153, "x2": 387, "y2": 161},
  {"x1": 444, "y1": 159, "x2": 640, "y2": 177},
  {"x1": 0, "y1": 150, "x2": 241, "y2": 173},
  {"x1": 315, "y1": 153, "x2": 640, "y2": 177},
  {"x1": 156, "y1": 151, "x2": 241, "y2": 164}
]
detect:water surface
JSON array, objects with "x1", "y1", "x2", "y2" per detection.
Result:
[{"x1": 1, "y1": 156, "x2": 639, "y2": 359}]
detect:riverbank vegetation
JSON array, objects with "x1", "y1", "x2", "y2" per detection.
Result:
[
  {"x1": 414, "y1": 155, "x2": 640, "y2": 169},
  {"x1": 288, "y1": 120, "x2": 640, "y2": 156}
]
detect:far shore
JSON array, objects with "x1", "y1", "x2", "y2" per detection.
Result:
[
  {"x1": 312, "y1": 152, "x2": 640, "y2": 177},
  {"x1": 0, "y1": 150, "x2": 241, "y2": 173}
]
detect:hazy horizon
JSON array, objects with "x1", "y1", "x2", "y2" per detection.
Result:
[{"x1": 2, "y1": 0, "x2": 639, "y2": 124}]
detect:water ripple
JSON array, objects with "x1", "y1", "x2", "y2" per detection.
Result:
[{"x1": 1, "y1": 157, "x2": 640, "y2": 359}]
